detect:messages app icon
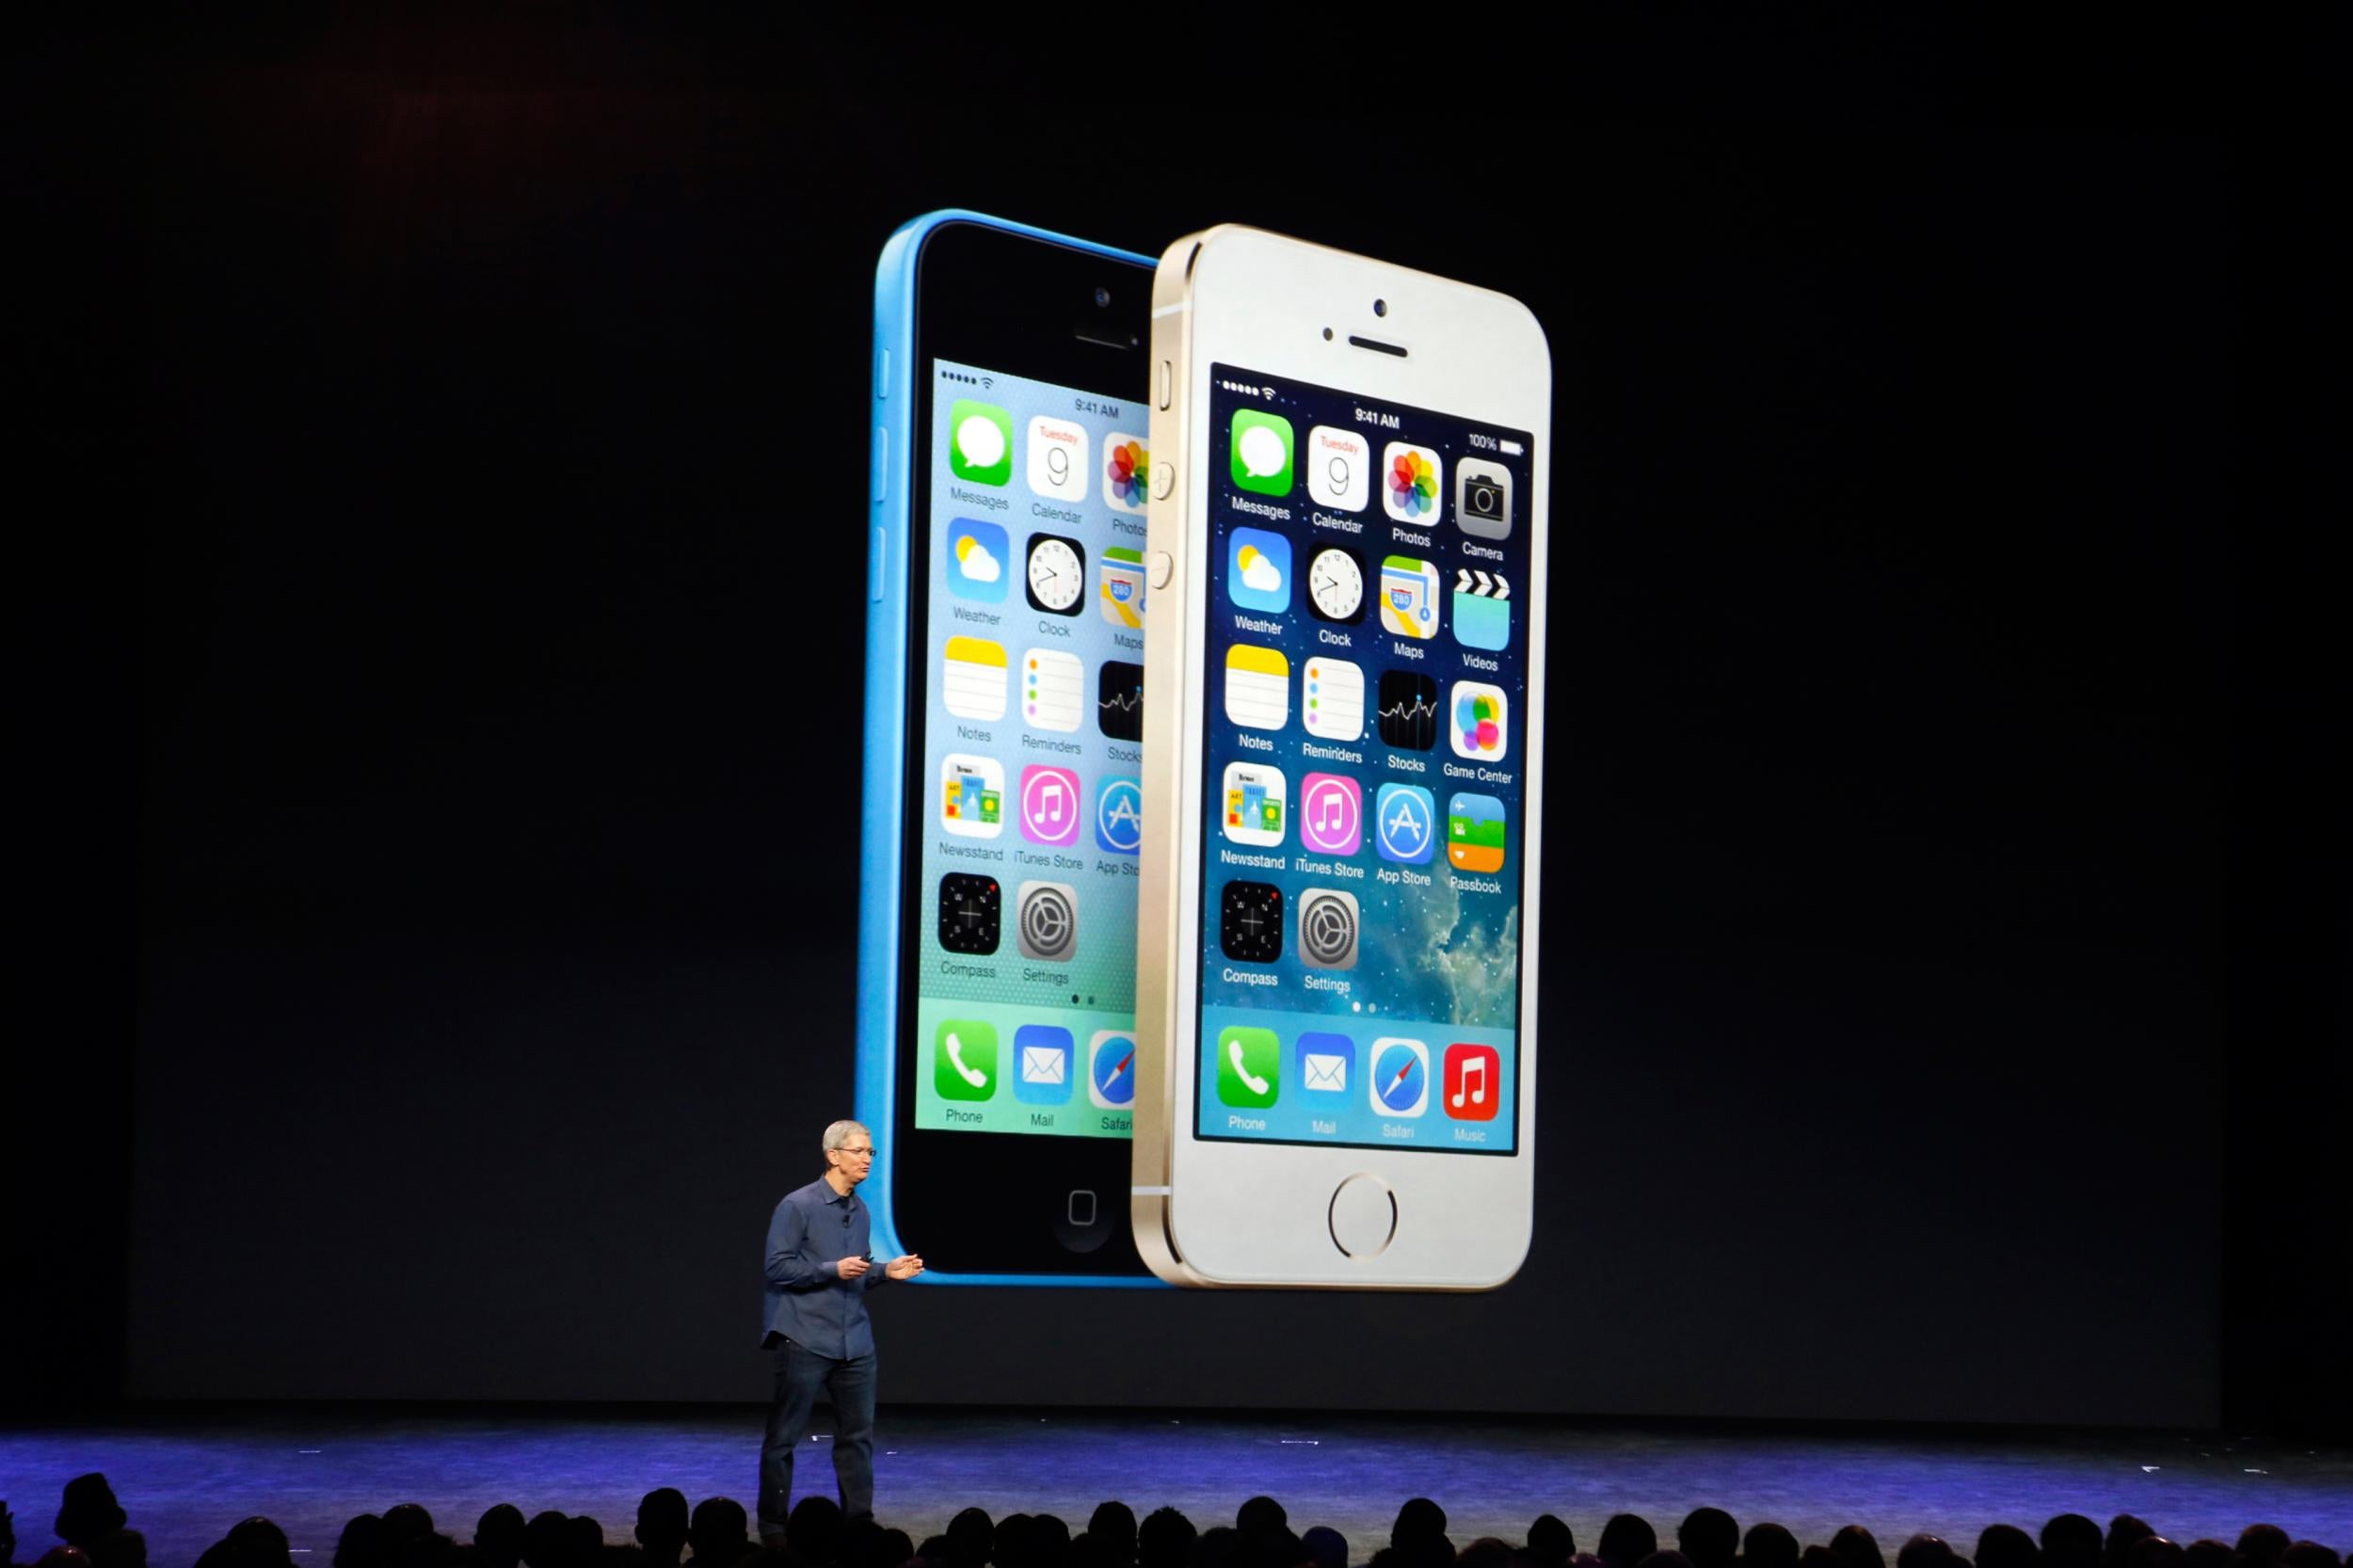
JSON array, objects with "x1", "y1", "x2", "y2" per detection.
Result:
[
  {"x1": 1230, "y1": 409, "x2": 1294, "y2": 496},
  {"x1": 949, "y1": 400, "x2": 1013, "y2": 487}
]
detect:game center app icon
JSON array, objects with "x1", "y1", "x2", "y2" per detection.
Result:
[
  {"x1": 1104, "y1": 433, "x2": 1148, "y2": 513},
  {"x1": 949, "y1": 401, "x2": 1013, "y2": 487},
  {"x1": 1019, "y1": 765, "x2": 1081, "y2": 847},
  {"x1": 1450, "y1": 681, "x2": 1509, "y2": 760},
  {"x1": 946, "y1": 518, "x2": 1008, "y2": 602},
  {"x1": 1383, "y1": 440, "x2": 1441, "y2": 524},
  {"x1": 1444, "y1": 1043, "x2": 1499, "y2": 1122},
  {"x1": 939, "y1": 754, "x2": 1004, "y2": 839}
]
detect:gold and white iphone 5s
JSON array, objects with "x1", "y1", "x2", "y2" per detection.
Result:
[{"x1": 1132, "y1": 227, "x2": 1550, "y2": 1288}]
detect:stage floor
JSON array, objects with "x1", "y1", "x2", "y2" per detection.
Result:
[{"x1": 4, "y1": 1409, "x2": 2347, "y2": 1568}]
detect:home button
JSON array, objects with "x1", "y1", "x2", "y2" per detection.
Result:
[
  {"x1": 1327, "y1": 1173, "x2": 1396, "y2": 1259},
  {"x1": 1054, "y1": 1189, "x2": 1108, "y2": 1254}
]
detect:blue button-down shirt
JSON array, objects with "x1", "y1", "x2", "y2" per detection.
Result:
[{"x1": 761, "y1": 1176, "x2": 889, "y2": 1358}]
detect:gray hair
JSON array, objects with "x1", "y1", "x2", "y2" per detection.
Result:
[{"x1": 822, "y1": 1119, "x2": 872, "y2": 1154}]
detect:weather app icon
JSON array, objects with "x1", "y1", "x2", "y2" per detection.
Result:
[
  {"x1": 1374, "y1": 783, "x2": 1436, "y2": 864},
  {"x1": 1227, "y1": 526, "x2": 1291, "y2": 615},
  {"x1": 1096, "y1": 776, "x2": 1143, "y2": 856},
  {"x1": 946, "y1": 518, "x2": 1008, "y2": 602}
]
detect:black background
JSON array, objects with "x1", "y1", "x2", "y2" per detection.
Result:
[{"x1": 21, "y1": 16, "x2": 2347, "y2": 1432}]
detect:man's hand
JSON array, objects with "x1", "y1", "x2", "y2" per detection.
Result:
[
  {"x1": 883, "y1": 1255, "x2": 924, "y2": 1280},
  {"x1": 836, "y1": 1256, "x2": 872, "y2": 1280}
]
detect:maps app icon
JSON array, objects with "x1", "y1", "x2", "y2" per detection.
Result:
[{"x1": 1380, "y1": 555, "x2": 1439, "y2": 640}]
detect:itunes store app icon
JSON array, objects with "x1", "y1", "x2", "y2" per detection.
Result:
[{"x1": 1298, "y1": 772, "x2": 1362, "y2": 857}]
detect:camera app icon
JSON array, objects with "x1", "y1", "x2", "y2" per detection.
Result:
[{"x1": 1455, "y1": 457, "x2": 1513, "y2": 539}]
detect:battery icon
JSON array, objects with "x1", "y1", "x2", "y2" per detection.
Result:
[{"x1": 1498, "y1": 438, "x2": 1525, "y2": 456}]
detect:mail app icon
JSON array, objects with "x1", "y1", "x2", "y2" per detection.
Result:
[
  {"x1": 1296, "y1": 1031, "x2": 1355, "y2": 1096},
  {"x1": 1013, "y1": 1023, "x2": 1074, "y2": 1106}
]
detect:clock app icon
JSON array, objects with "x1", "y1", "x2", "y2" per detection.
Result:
[
  {"x1": 1306, "y1": 545, "x2": 1365, "y2": 623},
  {"x1": 1025, "y1": 534, "x2": 1087, "y2": 616}
]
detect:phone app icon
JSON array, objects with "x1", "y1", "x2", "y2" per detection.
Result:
[
  {"x1": 1296, "y1": 887, "x2": 1359, "y2": 969},
  {"x1": 1103, "y1": 433, "x2": 1148, "y2": 513},
  {"x1": 1452, "y1": 568, "x2": 1511, "y2": 650},
  {"x1": 1095, "y1": 776, "x2": 1143, "y2": 856},
  {"x1": 1217, "y1": 1025, "x2": 1281, "y2": 1109},
  {"x1": 936, "y1": 873, "x2": 1001, "y2": 954},
  {"x1": 1219, "y1": 880, "x2": 1284, "y2": 963},
  {"x1": 1018, "y1": 765, "x2": 1081, "y2": 847},
  {"x1": 1015, "y1": 880, "x2": 1078, "y2": 962},
  {"x1": 1382, "y1": 440, "x2": 1442, "y2": 524},
  {"x1": 1447, "y1": 792, "x2": 1506, "y2": 873},
  {"x1": 1379, "y1": 555, "x2": 1440, "y2": 640},
  {"x1": 1298, "y1": 772, "x2": 1362, "y2": 856},
  {"x1": 1444, "y1": 1042, "x2": 1499, "y2": 1122},
  {"x1": 1221, "y1": 761, "x2": 1288, "y2": 848},
  {"x1": 1027, "y1": 415, "x2": 1090, "y2": 503},
  {"x1": 1088, "y1": 1030, "x2": 1138, "y2": 1110},
  {"x1": 1455, "y1": 456, "x2": 1514, "y2": 538},
  {"x1": 1297, "y1": 1032, "x2": 1354, "y2": 1095},
  {"x1": 949, "y1": 401, "x2": 1013, "y2": 487},
  {"x1": 1230, "y1": 408, "x2": 1295, "y2": 496},
  {"x1": 1014, "y1": 1023, "x2": 1074, "y2": 1105},
  {"x1": 946, "y1": 518, "x2": 1009, "y2": 602},
  {"x1": 1224, "y1": 644, "x2": 1290, "y2": 730},
  {"x1": 1306, "y1": 545, "x2": 1366, "y2": 623},
  {"x1": 1099, "y1": 547, "x2": 1146, "y2": 629},
  {"x1": 1374, "y1": 783, "x2": 1437, "y2": 864},
  {"x1": 942, "y1": 636, "x2": 1007, "y2": 721},
  {"x1": 1227, "y1": 526, "x2": 1292, "y2": 614},
  {"x1": 1021, "y1": 648, "x2": 1084, "y2": 732},
  {"x1": 935, "y1": 1017, "x2": 998, "y2": 1101},
  {"x1": 1369, "y1": 1037, "x2": 1430, "y2": 1117},
  {"x1": 1449, "y1": 681, "x2": 1510, "y2": 761},
  {"x1": 1097, "y1": 660, "x2": 1144, "y2": 741},
  {"x1": 1302, "y1": 656, "x2": 1365, "y2": 742},
  {"x1": 1377, "y1": 669, "x2": 1440, "y2": 751},
  {"x1": 939, "y1": 754, "x2": 1004, "y2": 839},
  {"x1": 1025, "y1": 534, "x2": 1087, "y2": 616},
  {"x1": 1305, "y1": 424, "x2": 1370, "y2": 512}
]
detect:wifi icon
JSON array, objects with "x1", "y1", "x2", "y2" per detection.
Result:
[{"x1": 981, "y1": 376, "x2": 995, "y2": 390}]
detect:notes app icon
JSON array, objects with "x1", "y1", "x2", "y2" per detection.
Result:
[
  {"x1": 1225, "y1": 644, "x2": 1289, "y2": 731},
  {"x1": 942, "y1": 637, "x2": 1007, "y2": 721}
]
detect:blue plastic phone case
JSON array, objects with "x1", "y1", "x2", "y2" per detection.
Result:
[{"x1": 856, "y1": 210, "x2": 1163, "y2": 1287}]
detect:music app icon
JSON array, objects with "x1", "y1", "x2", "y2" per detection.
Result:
[
  {"x1": 1443, "y1": 1043, "x2": 1499, "y2": 1122},
  {"x1": 1019, "y1": 764, "x2": 1081, "y2": 848},
  {"x1": 1298, "y1": 773, "x2": 1362, "y2": 857}
]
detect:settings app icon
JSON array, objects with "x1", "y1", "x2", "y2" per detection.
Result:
[
  {"x1": 1296, "y1": 888, "x2": 1359, "y2": 969},
  {"x1": 1016, "y1": 880, "x2": 1078, "y2": 963}
]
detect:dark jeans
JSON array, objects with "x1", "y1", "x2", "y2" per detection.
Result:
[{"x1": 760, "y1": 1336, "x2": 877, "y2": 1531}]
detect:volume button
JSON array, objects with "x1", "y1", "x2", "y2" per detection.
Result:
[
  {"x1": 872, "y1": 426, "x2": 888, "y2": 505},
  {"x1": 1157, "y1": 360, "x2": 1173, "y2": 410},
  {"x1": 869, "y1": 526, "x2": 887, "y2": 603}
]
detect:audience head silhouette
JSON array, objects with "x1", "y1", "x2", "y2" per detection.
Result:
[
  {"x1": 1678, "y1": 1511, "x2": 1738, "y2": 1568},
  {"x1": 1745, "y1": 1525, "x2": 1801, "y2": 1568},
  {"x1": 1597, "y1": 1515, "x2": 1658, "y2": 1568},
  {"x1": 55, "y1": 1479, "x2": 127, "y2": 1552}
]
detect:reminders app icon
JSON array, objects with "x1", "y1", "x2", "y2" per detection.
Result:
[{"x1": 1297, "y1": 1032, "x2": 1354, "y2": 1096}]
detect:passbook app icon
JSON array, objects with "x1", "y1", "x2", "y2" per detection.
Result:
[{"x1": 1297, "y1": 1032, "x2": 1354, "y2": 1096}]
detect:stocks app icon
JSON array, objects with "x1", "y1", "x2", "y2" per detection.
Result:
[
  {"x1": 1097, "y1": 661, "x2": 1144, "y2": 741},
  {"x1": 1377, "y1": 670, "x2": 1439, "y2": 751}
]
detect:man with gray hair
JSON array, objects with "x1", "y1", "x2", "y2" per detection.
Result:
[{"x1": 760, "y1": 1118, "x2": 922, "y2": 1537}]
